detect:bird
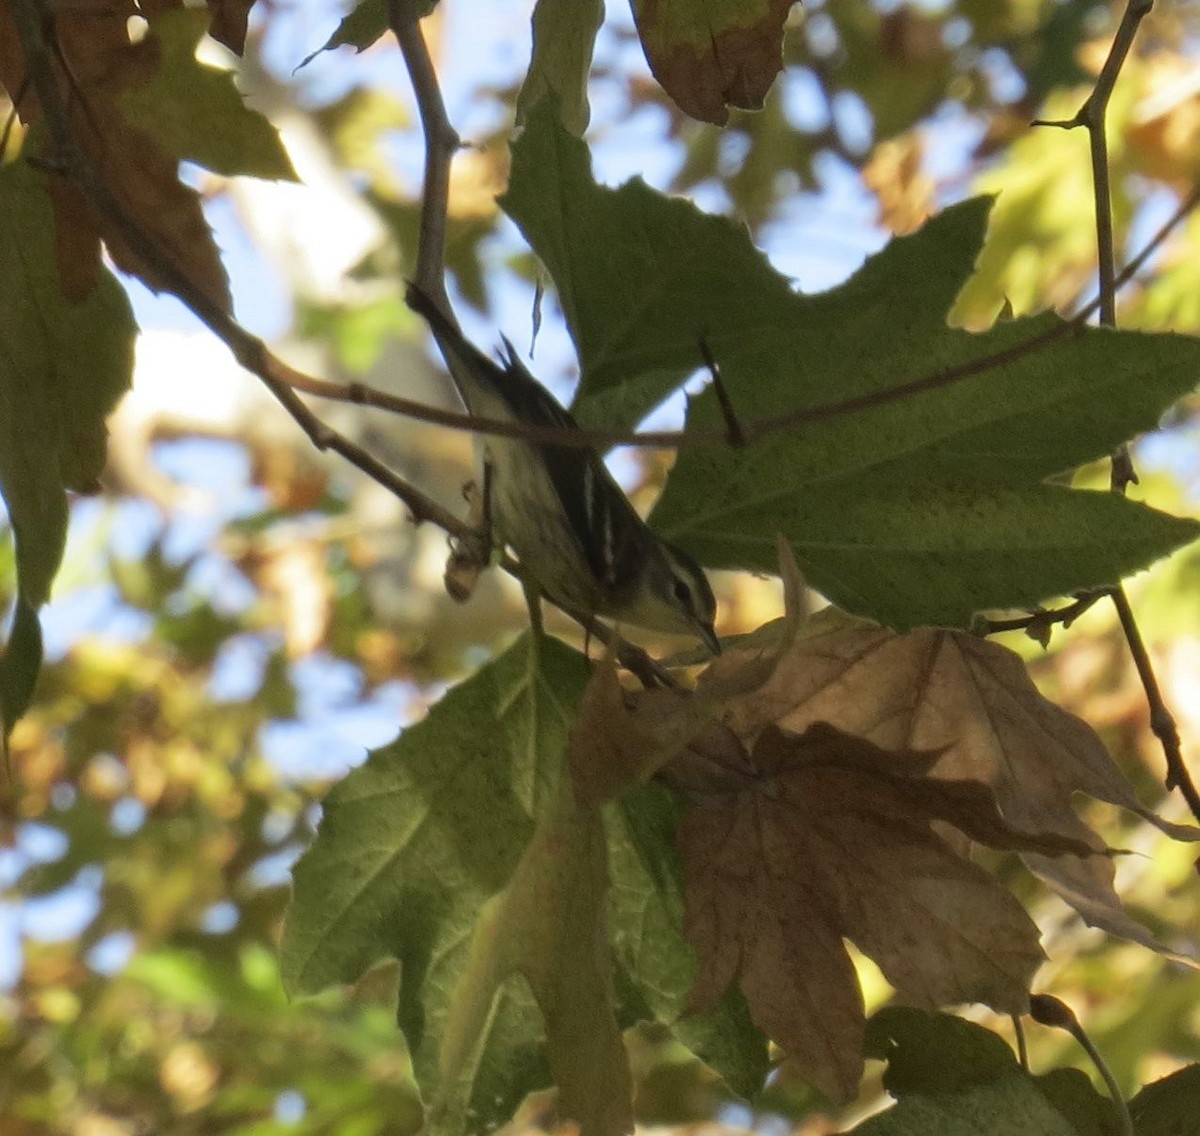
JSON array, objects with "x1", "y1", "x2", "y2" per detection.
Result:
[{"x1": 406, "y1": 283, "x2": 719, "y2": 654}]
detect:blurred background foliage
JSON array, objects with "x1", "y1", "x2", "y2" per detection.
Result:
[{"x1": 2, "y1": 0, "x2": 1200, "y2": 1131}]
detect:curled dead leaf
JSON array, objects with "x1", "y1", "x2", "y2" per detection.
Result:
[
  {"x1": 568, "y1": 657, "x2": 706, "y2": 806},
  {"x1": 679, "y1": 722, "x2": 1081, "y2": 1101},
  {"x1": 697, "y1": 607, "x2": 1199, "y2": 951},
  {"x1": 630, "y1": 0, "x2": 797, "y2": 124}
]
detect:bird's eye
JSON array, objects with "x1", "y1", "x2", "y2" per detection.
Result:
[{"x1": 673, "y1": 579, "x2": 691, "y2": 606}]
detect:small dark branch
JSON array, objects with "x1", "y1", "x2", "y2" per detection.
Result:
[
  {"x1": 1107, "y1": 182, "x2": 1200, "y2": 301},
  {"x1": 1088, "y1": 121, "x2": 1118, "y2": 328},
  {"x1": 1057, "y1": 0, "x2": 1200, "y2": 822},
  {"x1": 1030, "y1": 111, "x2": 1085, "y2": 130},
  {"x1": 1084, "y1": 0, "x2": 1154, "y2": 123},
  {"x1": 1011, "y1": 1015, "x2": 1029, "y2": 1073},
  {"x1": 1033, "y1": 0, "x2": 1153, "y2": 327},
  {"x1": 699, "y1": 335, "x2": 749, "y2": 447},
  {"x1": 981, "y1": 588, "x2": 1111, "y2": 642},
  {"x1": 1111, "y1": 586, "x2": 1200, "y2": 823},
  {"x1": 389, "y1": 1, "x2": 458, "y2": 312}
]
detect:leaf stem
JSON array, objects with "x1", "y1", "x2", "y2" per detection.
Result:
[{"x1": 1029, "y1": 995, "x2": 1133, "y2": 1136}]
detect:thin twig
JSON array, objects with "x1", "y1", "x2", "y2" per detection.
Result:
[
  {"x1": 1033, "y1": 0, "x2": 1154, "y2": 327},
  {"x1": 1042, "y1": 0, "x2": 1200, "y2": 822},
  {"x1": 1011, "y1": 1015, "x2": 1029, "y2": 1073},
  {"x1": 1111, "y1": 587, "x2": 1200, "y2": 820},
  {"x1": 388, "y1": 2, "x2": 457, "y2": 309},
  {"x1": 981, "y1": 589, "x2": 1110, "y2": 640},
  {"x1": 1105, "y1": 181, "x2": 1200, "y2": 302},
  {"x1": 580, "y1": 619, "x2": 681, "y2": 689}
]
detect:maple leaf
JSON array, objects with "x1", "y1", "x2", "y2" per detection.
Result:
[
  {"x1": 429, "y1": 779, "x2": 632, "y2": 1136},
  {"x1": 501, "y1": 105, "x2": 1200, "y2": 629},
  {"x1": 567, "y1": 655, "x2": 707, "y2": 807},
  {"x1": 204, "y1": 0, "x2": 255, "y2": 54},
  {"x1": 629, "y1": 0, "x2": 796, "y2": 124},
  {"x1": 699, "y1": 607, "x2": 1199, "y2": 950},
  {"x1": 678, "y1": 722, "x2": 1089, "y2": 1101},
  {"x1": 0, "y1": 0, "x2": 230, "y2": 306}
]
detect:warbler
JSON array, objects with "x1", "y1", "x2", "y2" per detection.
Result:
[{"x1": 406, "y1": 284, "x2": 719, "y2": 653}]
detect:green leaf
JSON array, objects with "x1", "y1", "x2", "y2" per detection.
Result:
[
  {"x1": 852, "y1": 1010, "x2": 1080, "y2": 1136},
  {"x1": 281, "y1": 634, "x2": 592, "y2": 1132},
  {"x1": 608, "y1": 783, "x2": 770, "y2": 1100},
  {"x1": 500, "y1": 101, "x2": 794, "y2": 431},
  {"x1": 301, "y1": 0, "x2": 437, "y2": 63},
  {"x1": 500, "y1": 103, "x2": 1200, "y2": 629},
  {"x1": 1035, "y1": 1068, "x2": 1120, "y2": 1136},
  {"x1": 865, "y1": 1008, "x2": 1018, "y2": 1095},
  {"x1": 120, "y1": 10, "x2": 298, "y2": 181},
  {"x1": 0, "y1": 161, "x2": 135, "y2": 729},
  {"x1": 0, "y1": 599, "x2": 43, "y2": 730},
  {"x1": 667, "y1": 481, "x2": 1196, "y2": 631},
  {"x1": 843, "y1": 1074, "x2": 1080, "y2": 1136},
  {"x1": 429, "y1": 781, "x2": 631, "y2": 1136},
  {"x1": 1130, "y1": 1065, "x2": 1200, "y2": 1136},
  {"x1": 516, "y1": 0, "x2": 605, "y2": 135}
]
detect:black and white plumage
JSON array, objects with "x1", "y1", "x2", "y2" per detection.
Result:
[{"x1": 406, "y1": 283, "x2": 719, "y2": 652}]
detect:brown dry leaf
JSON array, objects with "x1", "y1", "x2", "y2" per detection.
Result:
[
  {"x1": 680, "y1": 722, "x2": 1087, "y2": 1101},
  {"x1": 569, "y1": 657, "x2": 706, "y2": 807},
  {"x1": 630, "y1": 0, "x2": 797, "y2": 125},
  {"x1": 0, "y1": 0, "x2": 230, "y2": 307},
  {"x1": 863, "y1": 134, "x2": 936, "y2": 235},
  {"x1": 699, "y1": 607, "x2": 1199, "y2": 950},
  {"x1": 204, "y1": 0, "x2": 256, "y2": 54}
]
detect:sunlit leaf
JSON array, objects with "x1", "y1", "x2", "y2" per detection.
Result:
[
  {"x1": 283, "y1": 635, "x2": 591, "y2": 1130},
  {"x1": 516, "y1": 0, "x2": 604, "y2": 135},
  {"x1": 120, "y1": 10, "x2": 298, "y2": 181},
  {"x1": 0, "y1": 162, "x2": 134, "y2": 730}
]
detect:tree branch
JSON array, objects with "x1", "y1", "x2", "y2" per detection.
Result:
[
  {"x1": 1110, "y1": 588, "x2": 1200, "y2": 820},
  {"x1": 1036, "y1": 0, "x2": 1200, "y2": 822},
  {"x1": 388, "y1": 2, "x2": 457, "y2": 311}
]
